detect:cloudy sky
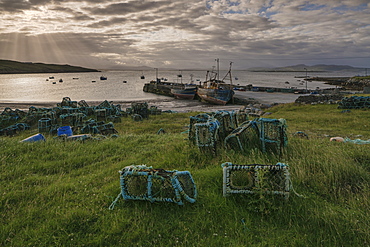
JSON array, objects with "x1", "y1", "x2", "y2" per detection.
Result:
[{"x1": 0, "y1": 0, "x2": 369, "y2": 70}]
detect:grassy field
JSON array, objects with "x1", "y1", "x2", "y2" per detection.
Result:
[{"x1": 1, "y1": 103, "x2": 369, "y2": 246}]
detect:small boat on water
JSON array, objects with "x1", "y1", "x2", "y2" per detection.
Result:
[
  {"x1": 234, "y1": 87, "x2": 246, "y2": 91},
  {"x1": 197, "y1": 59, "x2": 234, "y2": 105}
]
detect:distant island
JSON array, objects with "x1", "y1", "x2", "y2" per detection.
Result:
[
  {"x1": 248, "y1": 64, "x2": 366, "y2": 72},
  {"x1": 0, "y1": 59, "x2": 99, "y2": 74}
]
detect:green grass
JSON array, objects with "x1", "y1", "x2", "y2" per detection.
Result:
[
  {"x1": 268, "y1": 103, "x2": 370, "y2": 138},
  {"x1": 1, "y1": 106, "x2": 370, "y2": 246},
  {"x1": 352, "y1": 76, "x2": 370, "y2": 80}
]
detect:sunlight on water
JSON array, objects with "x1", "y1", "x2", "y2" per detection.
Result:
[{"x1": 0, "y1": 70, "x2": 356, "y2": 103}]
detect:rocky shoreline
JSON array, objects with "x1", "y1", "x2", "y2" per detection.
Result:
[
  {"x1": 0, "y1": 98, "x2": 257, "y2": 114},
  {"x1": 311, "y1": 76, "x2": 370, "y2": 90},
  {"x1": 294, "y1": 94, "x2": 345, "y2": 104}
]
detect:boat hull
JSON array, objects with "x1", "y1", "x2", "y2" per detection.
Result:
[
  {"x1": 197, "y1": 88, "x2": 234, "y2": 105},
  {"x1": 171, "y1": 87, "x2": 197, "y2": 100}
]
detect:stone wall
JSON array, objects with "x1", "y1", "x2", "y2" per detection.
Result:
[{"x1": 295, "y1": 94, "x2": 345, "y2": 104}]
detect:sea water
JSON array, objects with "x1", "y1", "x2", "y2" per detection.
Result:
[{"x1": 0, "y1": 70, "x2": 357, "y2": 103}]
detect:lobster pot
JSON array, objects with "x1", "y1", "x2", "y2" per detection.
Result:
[
  {"x1": 41, "y1": 111, "x2": 57, "y2": 123},
  {"x1": 194, "y1": 119, "x2": 220, "y2": 154},
  {"x1": 222, "y1": 162, "x2": 290, "y2": 199},
  {"x1": 131, "y1": 102, "x2": 149, "y2": 119},
  {"x1": 38, "y1": 118, "x2": 52, "y2": 132},
  {"x1": 15, "y1": 123, "x2": 30, "y2": 132},
  {"x1": 189, "y1": 113, "x2": 213, "y2": 144},
  {"x1": 60, "y1": 113, "x2": 86, "y2": 126},
  {"x1": 95, "y1": 109, "x2": 107, "y2": 121},
  {"x1": 1, "y1": 125, "x2": 18, "y2": 136},
  {"x1": 125, "y1": 108, "x2": 133, "y2": 115},
  {"x1": 99, "y1": 122, "x2": 118, "y2": 135},
  {"x1": 119, "y1": 165, "x2": 197, "y2": 205},
  {"x1": 257, "y1": 118, "x2": 288, "y2": 153},
  {"x1": 236, "y1": 112, "x2": 249, "y2": 126},
  {"x1": 60, "y1": 97, "x2": 78, "y2": 108},
  {"x1": 224, "y1": 121, "x2": 260, "y2": 152},
  {"x1": 107, "y1": 115, "x2": 122, "y2": 123},
  {"x1": 96, "y1": 100, "x2": 122, "y2": 116},
  {"x1": 213, "y1": 110, "x2": 238, "y2": 141},
  {"x1": 60, "y1": 107, "x2": 79, "y2": 115},
  {"x1": 79, "y1": 107, "x2": 95, "y2": 116},
  {"x1": 80, "y1": 122, "x2": 99, "y2": 134},
  {"x1": 132, "y1": 114, "x2": 143, "y2": 122},
  {"x1": 338, "y1": 96, "x2": 370, "y2": 109},
  {"x1": 150, "y1": 106, "x2": 162, "y2": 115}
]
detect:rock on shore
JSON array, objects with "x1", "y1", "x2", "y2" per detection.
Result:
[{"x1": 295, "y1": 94, "x2": 345, "y2": 104}]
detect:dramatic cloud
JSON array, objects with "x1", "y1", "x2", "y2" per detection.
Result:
[{"x1": 0, "y1": 0, "x2": 369, "y2": 69}]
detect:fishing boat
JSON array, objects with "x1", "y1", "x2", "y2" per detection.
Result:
[
  {"x1": 170, "y1": 73, "x2": 197, "y2": 100},
  {"x1": 171, "y1": 85, "x2": 197, "y2": 100},
  {"x1": 197, "y1": 59, "x2": 234, "y2": 105}
]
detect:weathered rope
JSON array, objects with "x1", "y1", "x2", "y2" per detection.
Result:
[{"x1": 108, "y1": 192, "x2": 122, "y2": 210}]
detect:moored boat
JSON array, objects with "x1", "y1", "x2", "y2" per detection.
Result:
[
  {"x1": 197, "y1": 59, "x2": 234, "y2": 105},
  {"x1": 197, "y1": 86, "x2": 234, "y2": 105},
  {"x1": 171, "y1": 86, "x2": 197, "y2": 100}
]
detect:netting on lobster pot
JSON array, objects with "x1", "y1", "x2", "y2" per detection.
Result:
[
  {"x1": 222, "y1": 162, "x2": 290, "y2": 199},
  {"x1": 117, "y1": 165, "x2": 197, "y2": 206},
  {"x1": 224, "y1": 120, "x2": 260, "y2": 152}
]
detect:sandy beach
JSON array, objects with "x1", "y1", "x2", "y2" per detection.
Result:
[{"x1": 0, "y1": 91, "x2": 301, "y2": 113}]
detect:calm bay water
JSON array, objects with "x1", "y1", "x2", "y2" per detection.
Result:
[{"x1": 0, "y1": 70, "x2": 356, "y2": 103}]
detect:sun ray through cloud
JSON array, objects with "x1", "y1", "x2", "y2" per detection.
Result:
[{"x1": 0, "y1": 0, "x2": 368, "y2": 68}]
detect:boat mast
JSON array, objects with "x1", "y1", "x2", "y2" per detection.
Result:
[
  {"x1": 222, "y1": 61, "x2": 233, "y2": 86},
  {"x1": 216, "y1": 58, "x2": 219, "y2": 81}
]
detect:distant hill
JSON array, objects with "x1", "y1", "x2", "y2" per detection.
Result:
[
  {"x1": 248, "y1": 64, "x2": 364, "y2": 72},
  {"x1": 100, "y1": 65, "x2": 154, "y2": 71},
  {"x1": 0, "y1": 60, "x2": 99, "y2": 74}
]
